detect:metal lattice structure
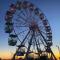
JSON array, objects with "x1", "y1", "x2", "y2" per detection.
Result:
[{"x1": 5, "y1": 0, "x2": 57, "y2": 60}]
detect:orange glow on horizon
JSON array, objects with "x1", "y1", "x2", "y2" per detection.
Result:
[
  {"x1": 0, "y1": 51, "x2": 12, "y2": 59},
  {"x1": 0, "y1": 48, "x2": 60, "y2": 59}
]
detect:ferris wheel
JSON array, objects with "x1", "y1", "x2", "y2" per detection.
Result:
[{"x1": 5, "y1": 0, "x2": 57, "y2": 60}]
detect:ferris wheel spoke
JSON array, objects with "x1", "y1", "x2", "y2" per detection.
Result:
[
  {"x1": 24, "y1": 9, "x2": 33, "y2": 23},
  {"x1": 40, "y1": 30, "x2": 46, "y2": 35},
  {"x1": 13, "y1": 29, "x2": 21, "y2": 42},
  {"x1": 35, "y1": 32, "x2": 46, "y2": 47},
  {"x1": 14, "y1": 22, "x2": 29, "y2": 27},
  {"x1": 29, "y1": 13, "x2": 35, "y2": 22},
  {"x1": 13, "y1": 14, "x2": 27, "y2": 25},
  {"x1": 20, "y1": 30, "x2": 30, "y2": 45},
  {"x1": 16, "y1": 29, "x2": 29, "y2": 35},
  {"x1": 14, "y1": 25, "x2": 29, "y2": 27},
  {"x1": 38, "y1": 24, "x2": 45, "y2": 29},
  {"x1": 14, "y1": 18, "x2": 24, "y2": 22},
  {"x1": 34, "y1": 35, "x2": 41, "y2": 55},
  {"x1": 20, "y1": 9, "x2": 30, "y2": 20},
  {"x1": 24, "y1": 9, "x2": 29, "y2": 17},
  {"x1": 14, "y1": 21, "x2": 28, "y2": 26},
  {"x1": 17, "y1": 10, "x2": 25, "y2": 16},
  {"x1": 14, "y1": 18, "x2": 29, "y2": 27},
  {"x1": 38, "y1": 25, "x2": 46, "y2": 35},
  {"x1": 17, "y1": 14, "x2": 29, "y2": 24},
  {"x1": 38, "y1": 30, "x2": 48, "y2": 45},
  {"x1": 39, "y1": 35, "x2": 46, "y2": 47},
  {"x1": 14, "y1": 22, "x2": 29, "y2": 28},
  {"x1": 25, "y1": 9, "x2": 33, "y2": 22},
  {"x1": 25, "y1": 32, "x2": 34, "y2": 58},
  {"x1": 22, "y1": 9, "x2": 28, "y2": 17},
  {"x1": 18, "y1": 9, "x2": 28, "y2": 20},
  {"x1": 17, "y1": 10, "x2": 30, "y2": 23},
  {"x1": 21, "y1": 10, "x2": 26, "y2": 17}
]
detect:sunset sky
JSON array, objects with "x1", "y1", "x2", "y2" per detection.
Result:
[{"x1": 0, "y1": 0, "x2": 60, "y2": 59}]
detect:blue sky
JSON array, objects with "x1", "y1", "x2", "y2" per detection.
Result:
[{"x1": 0, "y1": 0, "x2": 60, "y2": 58}]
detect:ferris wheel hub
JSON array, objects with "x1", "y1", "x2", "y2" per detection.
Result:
[{"x1": 29, "y1": 21, "x2": 39, "y2": 32}]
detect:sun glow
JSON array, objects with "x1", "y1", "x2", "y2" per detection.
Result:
[{"x1": 52, "y1": 47, "x2": 60, "y2": 59}]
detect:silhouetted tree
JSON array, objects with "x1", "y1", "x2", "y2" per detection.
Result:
[{"x1": 0, "y1": 58, "x2": 1, "y2": 60}]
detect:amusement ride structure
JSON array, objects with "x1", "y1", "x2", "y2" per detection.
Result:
[{"x1": 5, "y1": 0, "x2": 57, "y2": 60}]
